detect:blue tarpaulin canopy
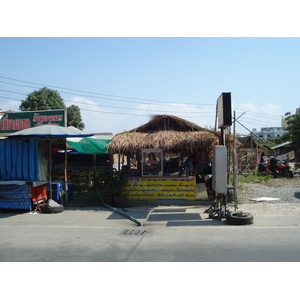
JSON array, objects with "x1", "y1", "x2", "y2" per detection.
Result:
[{"x1": 0, "y1": 139, "x2": 39, "y2": 181}]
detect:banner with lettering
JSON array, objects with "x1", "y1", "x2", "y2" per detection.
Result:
[{"x1": 0, "y1": 110, "x2": 66, "y2": 134}]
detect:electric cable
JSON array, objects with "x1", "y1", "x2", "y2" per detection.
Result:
[{"x1": 0, "y1": 75, "x2": 285, "y2": 127}]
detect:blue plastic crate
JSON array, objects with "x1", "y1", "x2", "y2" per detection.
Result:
[
  {"x1": 47, "y1": 181, "x2": 65, "y2": 203},
  {"x1": 68, "y1": 182, "x2": 74, "y2": 201},
  {"x1": 47, "y1": 182, "x2": 75, "y2": 203}
]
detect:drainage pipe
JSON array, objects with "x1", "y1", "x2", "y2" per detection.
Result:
[{"x1": 96, "y1": 190, "x2": 143, "y2": 227}]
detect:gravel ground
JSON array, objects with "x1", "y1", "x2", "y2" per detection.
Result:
[{"x1": 237, "y1": 177, "x2": 300, "y2": 204}]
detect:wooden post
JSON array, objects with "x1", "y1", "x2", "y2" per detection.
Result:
[
  {"x1": 64, "y1": 139, "x2": 68, "y2": 205},
  {"x1": 49, "y1": 139, "x2": 52, "y2": 199},
  {"x1": 93, "y1": 154, "x2": 97, "y2": 185}
]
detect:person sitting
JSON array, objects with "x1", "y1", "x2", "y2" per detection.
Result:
[
  {"x1": 269, "y1": 156, "x2": 279, "y2": 177},
  {"x1": 184, "y1": 154, "x2": 196, "y2": 176}
]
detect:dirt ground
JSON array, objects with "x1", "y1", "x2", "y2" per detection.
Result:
[{"x1": 237, "y1": 177, "x2": 300, "y2": 203}]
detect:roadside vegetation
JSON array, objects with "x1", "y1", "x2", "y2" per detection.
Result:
[
  {"x1": 237, "y1": 173, "x2": 272, "y2": 184},
  {"x1": 229, "y1": 173, "x2": 271, "y2": 185}
]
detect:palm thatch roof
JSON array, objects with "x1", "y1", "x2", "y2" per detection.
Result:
[
  {"x1": 236, "y1": 135, "x2": 269, "y2": 150},
  {"x1": 108, "y1": 114, "x2": 235, "y2": 155}
]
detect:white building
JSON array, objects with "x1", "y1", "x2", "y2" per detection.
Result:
[
  {"x1": 252, "y1": 116, "x2": 289, "y2": 140},
  {"x1": 252, "y1": 127, "x2": 288, "y2": 139}
]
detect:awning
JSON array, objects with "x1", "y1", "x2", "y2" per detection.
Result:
[
  {"x1": 6, "y1": 124, "x2": 94, "y2": 138},
  {"x1": 67, "y1": 137, "x2": 114, "y2": 154}
]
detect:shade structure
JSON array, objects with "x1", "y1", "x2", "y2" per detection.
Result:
[
  {"x1": 67, "y1": 137, "x2": 113, "y2": 154},
  {"x1": 108, "y1": 114, "x2": 240, "y2": 155},
  {"x1": 5, "y1": 125, "x2": 94, "y2": 203},
  {"x1": 108, "y1": 114, "x2": 227, "y2": 155},
  {"x1": 6, "y1": 124, "x2": 93, "y2": 139},
  {"x1": 109, "y1": 130, "x2": 219, "y2": 154}
]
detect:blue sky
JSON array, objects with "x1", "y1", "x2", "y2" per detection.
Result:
[
  {"x1": 1, "y1": 37, "x2": 299, "y2": 135},
  {"x1": 0, "y1": 0, "x2": 298, "y2": 291},
  {"x1": 1, "y1": 0, "x2": 299, "y2": 136}
]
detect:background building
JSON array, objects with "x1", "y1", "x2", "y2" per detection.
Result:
[{"x1": 252, "y1": 117, "x2": 288, "y2": 140}]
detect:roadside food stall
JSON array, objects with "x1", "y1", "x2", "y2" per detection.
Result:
[
  {"x1": 52, "y1": 133, "x2": 113, "y2": 195},
  {"x1": 0, "y1": 125, "x2": 93, "y2": 210},
  {"x1": 0, "y1": 138, "x2": 48, "y2": 210},
  {"x1": 108, "y1": 114, "x2": 234, "y2": 205}
]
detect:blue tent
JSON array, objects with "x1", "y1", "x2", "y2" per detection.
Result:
[{"x1": 5, "y1": 125, "x2": 94, "y2": 202}]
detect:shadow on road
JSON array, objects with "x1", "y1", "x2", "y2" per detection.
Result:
[
  {"x1": 106, "y1": 206, "x2": 227, "y2": 227},
  {"x1": 0, "y1": 209, "x2": 30, "y2": 219}
]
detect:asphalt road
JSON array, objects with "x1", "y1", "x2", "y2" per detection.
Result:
[{"x1": 1, "y1": 203, "x2": 300, "y2": 262}]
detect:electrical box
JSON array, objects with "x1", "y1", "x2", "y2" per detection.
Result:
[{"x1": 212, "y1": 145, "x2": 227, "y2": 193}]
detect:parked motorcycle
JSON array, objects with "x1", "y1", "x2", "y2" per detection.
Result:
[
  {"x1": 259, "y1": 159, "x2": 293, "y2": 178},
  {"x1": 276, "y1": 161, "x2": 294, "y2": 178}
]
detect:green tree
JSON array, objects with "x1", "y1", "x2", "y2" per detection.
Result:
[
  {"x1": 19, "y1": 87, "x2": 85, "y2": 130},
  {"x1": 20, "y1": 87, "x2": 66, "y2": 111},
  {"x1": 266, "y1": 132, "x2": 290, "y2": 147},
  {"x1": 67, "y1": 104, "x2": 85, "y2": 130},
  {"x1": 285, "y1": 112, "x2": 300, "y2": 148}
]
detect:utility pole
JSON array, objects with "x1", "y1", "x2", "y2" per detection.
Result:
[
  {"x1": 232, "y1": 111, "x2": 246, "y2": 211},
  {"x1": 233, "y1": 111, "x2": 238, "y2": 211}
]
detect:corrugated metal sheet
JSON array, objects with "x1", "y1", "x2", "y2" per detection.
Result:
[
  {"x1": 270, "y1": 141, "x2": 292, "y2": 150},
  {"x1": 0, "y1": 139, "x2": 39, "y2": 181}
]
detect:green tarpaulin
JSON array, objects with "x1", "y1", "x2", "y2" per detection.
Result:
[{"x1": 67, "y1": 138, "x2": 114, "y2": 154}]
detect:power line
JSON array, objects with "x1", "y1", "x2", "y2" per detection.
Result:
[
  {"x1": 0, "y1": 75, "x2": 285, "y2": 128},
  {"x1": 0, "y1": 95, "x2": 21, "y2": 102},
  {"x1": 0, "y1": 92, "x2": 216, "y2": 116},
  {"x1": 0, "y1": 75, "x2": 286, "y2": 122},
  {"x1": 0, "y1": 89, "x2": 29, "y2": 96},
  {"x1": 0, "y1": 80, "x2": 284, "y2": 124},
  {"x1": 239, "y1": 116, "x2": 282, "y2": 127},
  {"x1": 0, "y1": 75, "x2": 215, "y2": 107},
  {"x1": 63, "y1": 99, "x2": 216, "y2": 115},
  {"x1": 234, "y1": 108, "x2": 282, "y2": 120},
  {"x1": 0, "y1": 80, "x2": 217, "y2": 111},
  {"x1": 0, "y1": 94, "x2": 217, "y2": 119}
]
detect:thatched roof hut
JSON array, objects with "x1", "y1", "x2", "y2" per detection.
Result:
[
  {"x1": 108, "y1": 114, "x2": 233, "y2": 155},
  {"x1": 236, "y1": 135, "x2": 269, "y2": 151}
]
